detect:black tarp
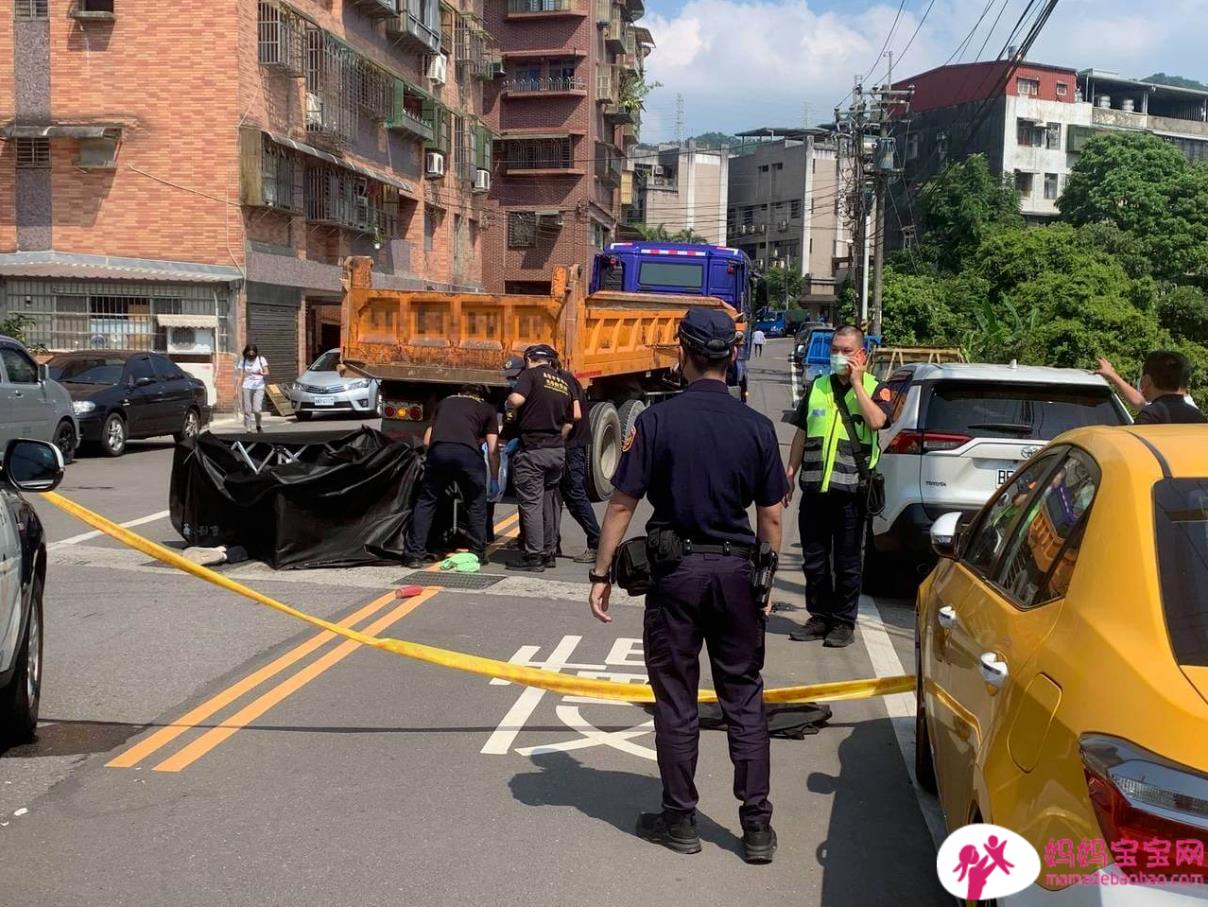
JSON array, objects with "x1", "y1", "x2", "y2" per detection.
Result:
[{"x1": 169, "y1": 428, "x2": 423, "y2": 569}]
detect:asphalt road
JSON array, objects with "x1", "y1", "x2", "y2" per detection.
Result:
[{"x1": 1, "y1": 339, "x2": 947, "y2": 906}]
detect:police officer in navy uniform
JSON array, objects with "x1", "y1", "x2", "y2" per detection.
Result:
[{"x1": 588, "y1": 307, "x2": 787, "y2": 864}]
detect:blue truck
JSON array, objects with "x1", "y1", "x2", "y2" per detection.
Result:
[
  {"x1": 591, "y1": 241, "x2": 755, "y2": 398},
  {"x1": 753, "y1": 309, "x2": 787, "y2": 338}
]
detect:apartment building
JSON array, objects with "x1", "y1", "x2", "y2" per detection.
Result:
[
  {"x1": 888, "y1": 61, "x2": 1208, "y2": 248},
  {"x1": 726, "y1": 129, "x2": 849, "y2": 316},
  {"x1": 0, "y1": 0, "x2": 493, "y2": 403},
  {"x1": 481, "y1": 0, "x2": 650, "y2": 294},
  {"x1": 623, "y1": 141, "x2": 729, "y2": 245}
]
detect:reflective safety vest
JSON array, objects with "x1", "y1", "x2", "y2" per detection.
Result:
[{"x1": 799, "y1": 373, "x2": 882, "y2": 494}]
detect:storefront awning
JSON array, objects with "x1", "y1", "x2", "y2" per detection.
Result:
[
  {"x1": 3, "y1": 124, "x2": 123, "y2": 139},
  {"x1": 264, "y1": 132, "x2": 414, "y2": 194},
  {"x1": 500, "y1": 130, "x2": 582, "y2": 140},
  {"x1": 0, "y1": 251, "x2": 243, "y2": 284},
  {"x1": 157, "y1": 314, "x2": 220, "y2": 328}
]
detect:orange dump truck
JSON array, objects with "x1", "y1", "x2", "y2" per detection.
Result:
[{"x1": 340, "y1": 256, "x2": 741, "y2": 500}]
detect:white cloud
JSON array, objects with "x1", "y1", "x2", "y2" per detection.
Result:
[{"x1": 639, "y1": 0, "x2": 1208, "y2": 141}]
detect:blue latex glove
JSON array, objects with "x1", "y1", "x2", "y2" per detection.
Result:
[
  {"x1": 504, "y1": 438, "x2": 520, "y2": 455},
  {"x1": 489, "y1": 478, "x2": 501, "y2": 499}
]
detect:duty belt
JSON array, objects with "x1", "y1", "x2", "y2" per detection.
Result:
[{"x1": 681, "y1": 539, "x2": 754, "y2": 558}]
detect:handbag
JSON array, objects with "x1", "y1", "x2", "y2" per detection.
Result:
[
  {"x1": 613, "y1": 536, "x2": 653, "y2": 595},
  {"x1": 831, "y1": 376, "x2": 887, "y2": 516}
]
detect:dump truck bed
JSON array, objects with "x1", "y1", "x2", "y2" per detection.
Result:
[{"x1": 339, "y1": 258, "x2": 736, "y2": 388}]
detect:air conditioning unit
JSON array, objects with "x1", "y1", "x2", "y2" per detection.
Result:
[
  {"x1": 473, "y1": 168, "x2": 491, "y2": 192},
  {"x1": 490, "y1": 61, "x2": 506, "y2": 78},
  {"x1": 538, "y1": 211, "x2": 564, "y2": 229},
  {"x1": 427, "y1": 53, "x2": 448, "y2": 85},
  {"x1": 652, "y1": 165, "x2": 665, "y2": 176},
  {"x1": 425, "y1": 151, "x2": 445, "y2": 178}
]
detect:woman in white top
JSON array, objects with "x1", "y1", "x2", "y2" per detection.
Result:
[{"x1": 236, "y1": 344, "x2": 270, "y2": 433}]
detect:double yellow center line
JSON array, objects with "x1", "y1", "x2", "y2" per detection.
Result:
[{"x1": 111, "y1": 508, "x2": 520, "y2": 773}]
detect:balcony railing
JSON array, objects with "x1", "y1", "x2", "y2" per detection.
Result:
[
  {"x1": 503, "y1": 76, "x2": 587, "y2": 94},
  {"x1": 503, "y1": 138, "x2": 576, "y2": 172},
  {"x1": 506, "y1": 0, "x2": 583, "y2": 14},
  {"x1": 388, "y1": 0, "x2": 442, "y2": 52}
]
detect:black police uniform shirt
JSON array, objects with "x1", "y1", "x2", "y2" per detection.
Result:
[
  {"x1": 513, "y1": 366, "x2": 574, "y2": 448},
  {"x1": 610, "y1": 379, "x2": 788, "y2": 546},
  {"x1": 429, "y1": 395, "x2": 498, "y2": 451},
  {"x1": 1134, "y1": 393, "x2": 1207, "y2": 425},
  {"x1": 562, "y1": 371, "x2": 591, "y2": 449}
]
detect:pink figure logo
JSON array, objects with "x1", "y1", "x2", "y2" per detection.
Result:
[{"x1": 938, "y1": 824, "x2": 1040, "y2": 902}]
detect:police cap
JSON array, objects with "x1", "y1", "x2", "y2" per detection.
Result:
[
  {"x1": 678, "y1": 307, "x2": 738, "y2": 360},
  {"x1": 524, "y1": 343, "x2": 558, "y2": 362},
  {"x1": 502, "y1": 355, "x2": 525, "y2": 379}
]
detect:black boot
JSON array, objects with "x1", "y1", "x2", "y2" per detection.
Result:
[
  {"x1": 635, "y1": 812, "x2": 701, "y2": 855},
  {"x1": 788, "y1": 616, "x2": 829, "y2": 642},
  {"x1": 507, "y1": 555, "x2": 545, "y2": 573},
  {"x1": 742, "y1": 824, "x2": 777, "y2": 864}
]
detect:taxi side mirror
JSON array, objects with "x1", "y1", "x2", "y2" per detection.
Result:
[{"x1": 930, "y1": 512, "x2": 964, "y2": 560}]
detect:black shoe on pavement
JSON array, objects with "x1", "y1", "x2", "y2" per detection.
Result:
[
  {"x1": 472, "y1": 550, "x2": 488, "y2": 565},
  {"x1": 573, "y1": 548, "x2": 598, "y2": 564},
  {"x1": 789, "y1": 616, "x2": 830, "y2": 642},
  {"x1": 508, "y1": 556, "x2": 545, "y2": 573},
  {"x1": 635, "y1": 812, "x2": 702, "y2": 855},
  {"x1": 402, "y1": 555, "x2": 426, "y2": 569},
  {"x1": 742, "y1": 825, "x2": 778, "y2": 864},
  {"x1": 543, "y1": 553, "x2": 557, "y2": 568},
  {"x1": 823, "y1": 623, "x2": 855, "y2": 648}
]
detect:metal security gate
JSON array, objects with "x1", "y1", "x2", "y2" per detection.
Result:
[{"x1": 246, "y1": 299, "x2": 300, "y2": 387}]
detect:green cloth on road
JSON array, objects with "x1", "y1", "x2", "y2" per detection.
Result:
[{"x1": 440, "y1": 552, "x2": 481, "y2": 573}]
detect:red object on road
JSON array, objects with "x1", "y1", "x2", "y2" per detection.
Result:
[{"x1": 396, "y1": 585, "x2": 425, "y2": 599}]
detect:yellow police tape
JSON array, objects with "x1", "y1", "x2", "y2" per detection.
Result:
[{"x1": 43, "y1": 491, "x2": 915, "y2": 706}]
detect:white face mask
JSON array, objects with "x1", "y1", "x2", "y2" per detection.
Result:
[{"x1": 830, "y1": 352, "x2": 850, "y2": 374}]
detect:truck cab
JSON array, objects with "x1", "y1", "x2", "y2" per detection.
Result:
[{"x1": 590, "y1": 242, "x2": 752, "y2": 316}]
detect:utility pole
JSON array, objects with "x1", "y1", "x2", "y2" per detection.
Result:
[{"x1": 837, "y1": 54, "x2": 912, "y2": 334}]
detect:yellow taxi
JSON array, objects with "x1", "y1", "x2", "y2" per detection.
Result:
[{"x1": 915, "y1": 425, "x2": 1208, "y2": 903}]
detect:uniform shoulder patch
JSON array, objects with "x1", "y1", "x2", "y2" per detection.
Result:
[
  {"x1": 622, "y1": 427, "x2": 636, "y2": 452},
  {"x1": 877, "y1": 387, "x2": 892, "y2": 402}
]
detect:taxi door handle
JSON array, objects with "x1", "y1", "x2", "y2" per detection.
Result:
[
  {"x1": 979, "y1": 653, "x2": 1008, "y2": 688},
  {"x1": 937, "y1": 605, "x2": 958, "y2": 630}
]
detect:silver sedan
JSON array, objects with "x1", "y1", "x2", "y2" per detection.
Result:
[{"x1": 287, "y1": 350, "x2": 381, "y2": 421}]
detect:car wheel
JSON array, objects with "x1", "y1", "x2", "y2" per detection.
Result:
[
  {"x1": 53, "y1": 419, "x2": 76, "y2": 465},
  {"x1": 101, "y1": 413, "x2": 127, "y2": 457},
  {"x1": 1, "y1": 573, "x2": 44, "y2": 745},
  {"x1": 295, "y1": 411, "x2": 313, "y2": 422},
  {"x1": 915, "y1": 636, "x2": 938, "y2": 795},
  {"x1": 173, "y1": 408, "x2": 201, "y2": 445}
]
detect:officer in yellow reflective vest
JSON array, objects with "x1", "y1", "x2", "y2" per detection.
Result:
[{"x1": 784, "y1": 325, "x2": 894, "y2": 648}]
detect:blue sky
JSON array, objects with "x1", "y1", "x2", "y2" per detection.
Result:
[{"x1": 638, "y1": 0, "x2": 1208, "y2": 141}]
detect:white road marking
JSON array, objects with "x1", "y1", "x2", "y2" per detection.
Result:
[
  {"x1": 480, "y1": 635, "x2": 585, "y2": 755},
  {"x1": 49, "y1": 510, "x2": 171, "y2": 549},
  {"x1": 857, "y1": 596, "x2": 947, "y2": 847}
]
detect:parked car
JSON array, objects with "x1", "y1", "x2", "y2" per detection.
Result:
[
  {"x1": 46, "y1": 351, "x2": 210, "y2": 457},
  {"x1": 916, "y1": 425, "x2": 1208, "y2": 902},
  {"x1": 870, "y1": 363, "x2": 1131, "y2": 572},
  {"x1": 287, "y1": 350, "x2": 381, "y2": 421},
  {"x1": 0, "y1": 439, "x2": 64, "y2": 744},
  {"x1": 0, "y1": 335, "x2": 79, "y2": 464}
]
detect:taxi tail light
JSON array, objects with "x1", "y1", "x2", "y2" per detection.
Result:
[
  {"x1": 1080, "y1": 733, "x2": 1208, "y2": 875},
  {"x1": 883, "y1": 430, "x2": 972, "y2": 455}
]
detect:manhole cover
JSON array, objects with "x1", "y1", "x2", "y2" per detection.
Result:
[{"x1": 396, "y1": 571, "x2": 505, "y2": 590}]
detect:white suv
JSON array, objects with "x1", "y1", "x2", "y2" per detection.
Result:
[{"x1": 870, "y1": 363, "x2": 1131, "y2": 572}]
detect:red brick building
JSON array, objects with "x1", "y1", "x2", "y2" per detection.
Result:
[
  {"x1": 481, "y1": 0, "x2": 648, "y2": 293},
  {"x1": 0, "y1": 0, "x2": 494, "y2": 406}
]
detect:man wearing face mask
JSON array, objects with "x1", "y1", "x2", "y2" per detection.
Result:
[{"x1": 783, "y1": 325, "x2": 894, "y2": 648}]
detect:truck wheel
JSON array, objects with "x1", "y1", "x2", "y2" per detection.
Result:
[
  {"x1": 617, "y1": 399, "x2": 645, "y2": 445},
  {"x1": 586, "y1": 402, "x2": 621, "y2": 502}
]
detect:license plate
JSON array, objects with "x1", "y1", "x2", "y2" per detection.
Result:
[{"x1": 314, "y1": 396, "x2": 335, "y2": 406}]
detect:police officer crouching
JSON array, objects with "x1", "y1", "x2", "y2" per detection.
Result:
[
  {"x1": 403, "y1": 384, "x2": 500, "y2": 568},
  {"x1": 588, "y1": 307, "x2": 787, "y2": 864}
]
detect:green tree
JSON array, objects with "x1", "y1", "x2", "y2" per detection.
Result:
[
  {"x1": 1141, "y1": 73, "x2": 1208, "y2": 91},
  {"x1": 1058, "y1": 132, "x2": 1208, "y2": 281},
  {"x1": 915, "y1": 154, "x2": 1023, "y2": 274},
  {"x1": 761, "y1": 265, "x2": 805, "y2": 308},
  {"x1": 878, "y1": 269, "x2": 977, "y2": 347},
  {"x1": 1, "y1": 313, "x2": 34, "y2": 344},
  {"x1": 1157, "y1": 284, "x2": 1208, "y2": 345},
  {"x1": 633, "y1": 223, "x2": 671, "y2": 241}
]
